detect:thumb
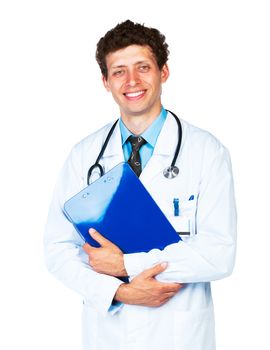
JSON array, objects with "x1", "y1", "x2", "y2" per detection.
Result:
[
  {"x1": 89, "y1": 228, "x2": 111, "y2": 247},
  {"x1": 142, "y1": 262, "x2": 168, "y2": 278}
]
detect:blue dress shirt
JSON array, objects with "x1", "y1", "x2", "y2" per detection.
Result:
[{"x1": 119, "y1": 107, "x2": 167, "y2": 170}]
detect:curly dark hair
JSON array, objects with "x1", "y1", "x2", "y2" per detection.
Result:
[{"x1": 96, "y1": 20, "x2": 169, "y2": 79}]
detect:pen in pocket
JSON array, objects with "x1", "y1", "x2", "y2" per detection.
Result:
[{"x1": 173, "y1": 198, "x2": 180, "y2": 216}]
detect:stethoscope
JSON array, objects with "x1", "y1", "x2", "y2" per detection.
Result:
[{"x1": 87, "y1": 110, "x2": 182, "y2": 185}]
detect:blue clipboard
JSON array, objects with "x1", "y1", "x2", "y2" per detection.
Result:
[{"x1": 64, "y1": 162, "x2": 181, "y2": 254}]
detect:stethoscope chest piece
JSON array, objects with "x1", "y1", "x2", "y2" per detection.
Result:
[{"x1": 163, "y1": 165, "x2": 179, "y2": 179}]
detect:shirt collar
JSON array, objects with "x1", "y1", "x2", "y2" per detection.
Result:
[{"x1": 119, "y1": 107, "x2": 167, "y2": 148}]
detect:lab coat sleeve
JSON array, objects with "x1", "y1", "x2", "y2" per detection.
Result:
[
  {"x1": 44, "y1": 145, "x2": 124, "y2": 316},
  {"x1": 124, "y1": 141, "x2": 237, "y2": 283}
]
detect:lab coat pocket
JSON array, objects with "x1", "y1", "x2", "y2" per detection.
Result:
[
  {"x1": 168, "y1": 216, "x2": 191, "y2": 238},
  {"x1": 168, "y1": 200, "x2": 197, "y2": 238}
]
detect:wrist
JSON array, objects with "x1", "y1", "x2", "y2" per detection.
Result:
[
  {"x1": 114, "y1": 283, "x2": 130, "y2": 303},
  {"x1": 115, "y1": 254, "x2": 128, "y2": 276}
]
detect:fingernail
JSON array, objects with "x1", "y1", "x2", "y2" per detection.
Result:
[
  {"x1": 161, "y1": 262, "x2": 168, "y2": 268},
  {"x1": 89, "y1": 228, "x2": 96, "y2": 235}
]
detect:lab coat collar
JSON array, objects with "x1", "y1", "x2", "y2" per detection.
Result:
[
  {"x1": 151, "y1": 111, "x2": 179, "y2": 156},
  {"x1": 140, "y1": 112, "x2": 179, "y2": 183}
]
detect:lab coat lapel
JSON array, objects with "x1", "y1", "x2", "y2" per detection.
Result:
[
  {"x1": 140, "y1": 113, "x2": 179, "y2": 184},
  {"x1": 102, "y1": 121, "x2": 125, "y2": 170}
]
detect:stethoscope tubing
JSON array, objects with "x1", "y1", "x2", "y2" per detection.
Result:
[
  {"x1": 87, "y1": 110, "x2": 182, "y2": 185},
  {"x1": 87, "y1": 119, "x2": 118, "y2": 183},
  {"x1": 167, "y1": 110, "x2": 182, "y2": 168}
]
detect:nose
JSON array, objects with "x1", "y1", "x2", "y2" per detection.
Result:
[{"x1": 126, "y1": 69, "x2": 140, "y2": 87}]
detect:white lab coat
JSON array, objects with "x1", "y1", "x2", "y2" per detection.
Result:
[{"x1": 44, "y1": 112, "x2": 237, "y2": 350}]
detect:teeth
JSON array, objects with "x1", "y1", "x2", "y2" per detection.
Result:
[{"x1": 125, "y1": 90, "x2": 145, "y2": 97}]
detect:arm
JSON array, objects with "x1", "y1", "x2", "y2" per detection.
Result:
[
  {"x1": 82, "y1": 230, "x2": 184, "y2": 306},
  {"x1": 44, "y1": 147, "x2": 124, "y2": 316},
  {"x1": 114, "y1": 263, "x2": 183, "y2": 307}
]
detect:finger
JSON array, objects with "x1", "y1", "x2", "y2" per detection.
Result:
[
  {"x1": 160, "y1": 282, "x2": 183, "y2": 293},
  {"x1": 159, "y1": 297, "x2": 172, "y2": 306},
  {"x1": 82, "y1": 243, "x2": 97, "y2": 254},
  {"x1": 164, "y1": 291, "x2": 178, "y2": 298},
  {"x1": 142, "y1": 262, "x2": 168, "y2": 278},
  {"x1": 88, "y1": 228, "x2": 112, "y2": 247}
]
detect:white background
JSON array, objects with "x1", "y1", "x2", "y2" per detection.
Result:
[{"x1": 1, "y1": 0, "x2": 269, "y2": 349}]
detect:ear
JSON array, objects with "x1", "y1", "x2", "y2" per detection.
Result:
[
  {"x1": 161, "y1": 64, "x2": 170, "y2": 83},
  {"x1": 102, "y1": 75, "x2": 111, "y2": 92}
]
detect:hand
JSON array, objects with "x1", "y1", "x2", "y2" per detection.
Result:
[
  {"x1": 114, "y1": 262, "x2": 184, "y2": 307},
  {"x1": 83, "y1": 228, "x2": 127, "y2": 277}
]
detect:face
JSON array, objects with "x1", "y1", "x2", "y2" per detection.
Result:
[{"x1": 102, "y1": 45, "x2": 169, "y2": 121}]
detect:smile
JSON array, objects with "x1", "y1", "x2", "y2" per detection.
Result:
[{"x1": 124, "y1": 90, "x2": 146, "y2": 100}]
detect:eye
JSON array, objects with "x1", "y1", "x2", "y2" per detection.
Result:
[
  {"x1": 112, "y1": 69, "x2": 125, "y2": 77},
  {"x1": 138, "y1": 65, "x2": 150, "y2": 72}
]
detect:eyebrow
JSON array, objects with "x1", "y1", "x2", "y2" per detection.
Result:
[
  {"x1": 111, "y1": 64, "x2": 126, "y2": 69},
  {"x1": 111, "y1": 60, "x2": 151, "y2": 69}
]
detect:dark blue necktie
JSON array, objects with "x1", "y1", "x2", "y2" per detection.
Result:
[{"x1": 127, "y1": 135, "x2": 146, "y2": 177}]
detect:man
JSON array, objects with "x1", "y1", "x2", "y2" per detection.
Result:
[{"x1": 44, "y1": 20, "x2": 237, "y2": 350}]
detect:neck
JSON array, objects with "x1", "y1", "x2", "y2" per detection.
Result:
[{"x1": 121, "y1": 105, "x2": 162, "y2": 135}]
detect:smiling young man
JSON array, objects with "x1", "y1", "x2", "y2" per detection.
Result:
[
  {"x1": 44, "y1": 20, "x2": 237, "y2": 350},
  {"x1": 102, "y1": 44, "x2": 169, "y2": 134}
]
